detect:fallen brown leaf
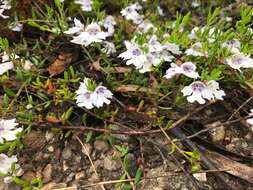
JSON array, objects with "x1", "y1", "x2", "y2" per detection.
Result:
[
  {"x1": 48, "y1": 52, "x2": 73, "y2": 76},
  {"x1": 124, "y1": 22, "x2": 136, "y2": 34},
  {"x1": 105, "y1": 67, "x2": 132, "y2": 73},
  {"x1": 202, "y1": 148, "x2": 253, "y2": 183},
  {"x1": 45, "y1": 79, "x2": 56, "y2": 94},
  {"x1": 23, "y1": 131, "x2": 46, "y2": 150},
  {"x1": 91, "y1": 58, "x2": 102, "y2": 71},
  {"x1": 46, "y1": 116, "x2": 64, "y2": 123},
  {"x1": 115, "y1": 84, "x2": 163, "y2": 95}
]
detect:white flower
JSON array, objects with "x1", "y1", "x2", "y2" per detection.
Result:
[
  {"x1": 91, "y1": 86, "x2": 113, "y2": 108},
  {"x1": 246, "y1": 109, "x2": 253, "y2": 128},
  {"x1": 118, "y1": 41, "x2": 147, "y2": 69},
  {"x1": 188, "y1": 27, "x2": 200, "y2": 40},
  {"x1": 163, "y1": 43, "x2": 181, "y2": 55},
  {"x1": 76, "y1": 78, "x2": 94, "y2": 109},
  {"x1": 185, "y1": 42, "x2": 205, "y2": 57},
  {"x1": 23, "y1": 60, "x2": 33, "y2": 71},
  {"x1": 164, "y1": 62, "x2": 199, "y2": 79},
  {"x1": 138, "y1": 21, "x2": 156, "y2": 33},
  {"x1": 188, "y1": 27, "x2": 219, "y2": 42},
  {"x1": 182, "y1": 81, "x2": 207, "y2": 104},
  {"x1": 181, "y1": 80, "x2": 225, "y2": 104},
  {"x1": 0, "y1": 0, "x2": 11, "y2": 19},
  {"x1": 139, "y1": 53, "x2": 161, "y2": 73},
  {"x1": 0, "y1": 154, "x2": 22, "y2": 184},
  {"x1": 0, "y1": 0, "x2": 11, "y2": 10},
  {"x1": 9, "y1": 22, "x2": 23, "y2": 32},
  {"x1": 0, "y1": 52, "x2": 14, "y2": 75},
  {"x1": 121, "y1": 3, "x2": 143, "y2": 24},
  {"x1": 70, "y1": 23, "x2": 108, "y2": 46},
  {"x1": 76, "y1": 78, "x2": 113, "y2": 109},
  {"x1": 102, "y1": 15, "x2": 116, "y2": 36},
  {"x1": 64, "y1": 18, "x2": 84, "y2": 35},
  {"x1": 205, "y1": 80, "x2": 225, "y2": 100},
  {"x1": 102, "y1": 41, "x2": 116, "y2": 55},
  {"x1": 222, "y1": 39, "x2": 241, "y2": 54},
  {"x1": 192, "y1": 1, "x2": 200, "y2": 7},
  {"x1": 0, "y1": 119, "x2": 22, "y2": 143},
  {"x1": 225, "y1": 17, "x2": 232, "y2": 22},
  {"x1": 0, "y1": 154, "x2": 17, "y2": 175},
  {"x1": 157, "y1": 6, "x2": 164, "y2": 16},
  {"x1": 148, "y1": 35, "x2": 163, "y2": 52},
  {"x1": 75, "y1": 0, "x2": 92, "y2": 12},
  {"x1": 119, "y1": 35, "x2": 179, "y2": 73},
  {"x1": 159, "y1": 50, "x2": 174, "y2": 62},
  {"x1": 225, "y1": 53, "x2": 253, "y2": 71}
]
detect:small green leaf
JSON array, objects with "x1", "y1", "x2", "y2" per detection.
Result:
[{"x1": 134, "y1": 168, "x2": 142, "y2": 184}]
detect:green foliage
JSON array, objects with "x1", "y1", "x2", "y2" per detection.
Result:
[
  {"x1": 13, "y1": 177, "x2": 42, "y2": 190},
  {"x1": 1, "y1": 1, "x2": 253, "y2": 189}
]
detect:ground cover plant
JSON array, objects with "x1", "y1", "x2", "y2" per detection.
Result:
[{"x1": 0, "y1": 0, "x2": 253, "y2": 189}]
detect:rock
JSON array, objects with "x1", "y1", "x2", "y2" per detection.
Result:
[
  {"x1": 81, "y1": 143, "x2": 93, "y2": 155},
  {"x1": 22, "y1": 171, "x2": 36, "y2": 181},
  {"x1": 241, "y1": 141, "x2": 248, "y2": 148},
  {"x1": 41, "y1": 182, "x2": 68, "y2": 190},
  {"x1": 226, "y1": 143, "x2": 235, "y2": 151},
  {"x1": 74, "y1": 155, "x2": 82, "y2": 164},
  {"x1": 111, "y1": 125, "x2": 130, "y2": 141},
  {"x1": 143, "y1": 165, "x2": 196, "y2": 190},
  {"x1": 94, "y1": 159, "x2": 103, "y2": 169},
  {"x1": 63, "y1": 161, "x2": 69, "y2": 171},
  {"x1": 94, "y1": 140, "x2": 109, "y2": 152},
  {"x1": 23, "y1": 131, "x2": 46, "y2": 150},
  {"x1": 231, "y1": 138, "x2": 248, "y2": 149},
  {"x1": 45, "y1": 131, "x2": 54, "y2": 142},
  {"x1": 210, "y1": 122, "x2": 225, "y2": 143},
  {"x1": 65, "y1": 173, "x2": 75, "y2": 183},
  {"x1": 193, "y1": 173, "x2": 207, "y2": 182},
  {"x1": 47, "y1": 146, "x2": 54, "y2": 152},
  {"x1": 88, "y1": 173, "x2": 100, "y2": 183},
  {"x1": 62, "y1": 147, "x2": 72, "y2": 160},
  {"x1": 245, "y1": 132, "x2": 252, "y2": 140},
  {"x1": 42, "y1": 164, "x2": 53, "y2": 183},
  {"x1": 103, "y1": 155, "x2": 121, "y2": 171},
  {"x1": 34, "y1": 152, "x2": 44, "y2": 161},
  {"x1": 75, "y1": 171, "x2": 85, "y2": 180},
  {"x1": 42, "y1": 153, "x2": 51, "y2": 159}
]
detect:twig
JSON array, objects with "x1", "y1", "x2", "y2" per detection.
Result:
[
  {"x1": 227, "y1": 97, "x2": 252, "y2": 121},
  {"x1": 168, "y1": 101, "x2": 217, "y2": 131},
  {"x1": 177, "y1": 116, "x2": 252, "y2": 141},
  {"x1": 23, "y1": 101, "x2": 220, "y2": 136},
  {"x1": 80, "y1": 168, "x2": 229, "y2": 188},
  {"x1": 221, "y1": 101, "x2": 250, "y2": 129},
  {"x1": 3, "y1": 81, "x2": 27, "y2": 117}
]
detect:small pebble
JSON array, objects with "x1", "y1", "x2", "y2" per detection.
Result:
[{"x1": 47, "y1": 146, "x2": 54, "y2": 152}]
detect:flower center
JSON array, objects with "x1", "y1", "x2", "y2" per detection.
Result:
[
  {"x1": 96, "y1": 87, "x2": 105, "y2": 94},
  {"x1": 232, "y1": 56, "x2": 243, "y2": 65},
  {"x1": 191, "y1": 82, "x2": 205, "y2": 92},
  {"x1": 126, "y1": 7, "x2": 134, "y2": 13},
  {"x1": 132, "y1": 48, "x2": 141, "y2": 56},
  {"x1": 86, "y1": 27, "x2": 100, "y2": 35},
  {"x1": 84, "y1": 92, "x2": 91, "y2": 99},
  {"x1": 182, "y1": 64, "x2": 193, "y2": 72}
]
